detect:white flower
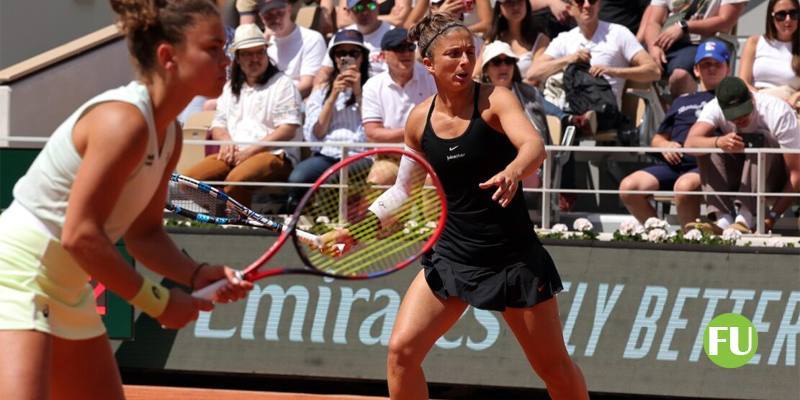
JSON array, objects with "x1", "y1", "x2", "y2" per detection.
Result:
[
  {"x1": 766, "y1": 238, "x2": 786, "y2": 247},
  {"x1": 315, "y1": 216, "x2": 330, "y2": 224},
  {"x1": 684, "y1": 229, "x2": 703, "y2": 241},
  {"x1": 551, "y1": 223, "x2": 569, "y2": 233},
  {"x1": 573, "y1": 218, "x2": 594, "y2": 232},
  {"x1": 618, "y1": 219, "x2": 642, "y2": 236},
  {"x1": 644, "y1": 217, "x2": 669, "y2": 230},
  {"x1": 640, "y1": 233, "x2": 649, "y2": 241},
  {"x1": 404, "y1": 220, "x2": 419, "y2": 228},
  {"x1": 721, "y1": 228, "x2": 742, "y2": 242},
  {"x1": 402, "y1": 228, "x2": 411, "y2": 235},
  {"x1": 424, "y1": 221, "x2": 437, "y2": 229},
  {"x1": 647, "y1": 228, "x2": 668, "y2": 242}
]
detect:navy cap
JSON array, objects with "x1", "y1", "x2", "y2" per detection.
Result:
[
  {"x1": 328, "y1": 29, "x2": 369, "y2": 56},
  {"x1": 259, "y1": 0, "x2": 288, "y2": 14},
  {"x1": 694, "y1": 39, "x2": 730, "y2": 65},
  {"x1": 380, "y1": 28, "x2": 411, "y2": 50}
]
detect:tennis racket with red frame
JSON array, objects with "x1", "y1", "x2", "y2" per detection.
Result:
[{"x1": 191, "y1": 147, "x2": 447, "y2": 301}]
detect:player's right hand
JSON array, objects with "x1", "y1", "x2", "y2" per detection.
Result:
[
  {"x1": 318, "y1": 227, "x2": 354, "y2": 257},
  {"x1": 157, "y1": 288, "x2": 213, "y2": 329}
]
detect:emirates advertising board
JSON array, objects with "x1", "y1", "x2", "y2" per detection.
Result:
[{"x1": 114, "y1": 231, "x2": 800, "y2": 399}]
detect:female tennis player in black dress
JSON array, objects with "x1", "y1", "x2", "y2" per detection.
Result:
[{"x1": 383, "y1": 13, "x2": 588, "y2": 400}]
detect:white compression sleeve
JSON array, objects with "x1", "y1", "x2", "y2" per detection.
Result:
[{"x1": 367, "y1": 146, "x2": 428, "y2": 227}]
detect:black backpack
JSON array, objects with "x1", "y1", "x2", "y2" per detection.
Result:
[{"x1": 563, "y1": 62, "x2": 636, "y2": 143}]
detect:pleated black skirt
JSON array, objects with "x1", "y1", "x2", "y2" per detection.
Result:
[{"x1": 421, "y1": 246, "x2": 563, "y2": 311}]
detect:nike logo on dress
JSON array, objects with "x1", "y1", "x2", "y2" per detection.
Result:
[{"x1": 449, "y1": 146, "x2": 459, "y2": 151}]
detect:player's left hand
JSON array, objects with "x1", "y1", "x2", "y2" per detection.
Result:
[
  {"x1": 192, "y1": 264, "x2": 253, "y2": 303},
  {"x1": 479, "y1": 170, "x2": 519, "y2": 208}
]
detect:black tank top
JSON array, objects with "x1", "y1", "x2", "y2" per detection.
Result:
[{"x1": 421, "y1": 84, "x2": 540, "y2": 266}]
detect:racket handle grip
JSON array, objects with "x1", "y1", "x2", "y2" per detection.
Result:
[
  {"x1": 192, "y1": 271, "x2": 244, "y2": 302},
  {"x1": 296, "y1": 230, "x2": 322, "y2": 247}
]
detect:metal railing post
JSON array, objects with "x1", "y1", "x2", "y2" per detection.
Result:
[
  {"x1": 756, "y1": 150, "x2": 765, "y2": 234},
  {"x1": 338, "y1": 144, "x2": 350, "y2": 225},
  {"x1": 541, "y1": 150, "x2": 552, "y2": 229}
]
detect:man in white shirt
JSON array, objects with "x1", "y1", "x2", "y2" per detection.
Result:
[
  {"x1": 259, "y1": 0, "x2": 327, "y2": 99},
  {"x1": 316, "y1": 0, "x2": 394, "y2": 85},
  {"x1": 643, "y1": 0, "x2": 748, "y2": 98},
  {"x1": 528, "y1": 0, "x2": 659, "y2": 135},
  {"x1": 361, "y1": 28, "x2": 437, "y2": 184},
  {"x1": 685, "y1": 76, "x2": 800, "y2": 233},
  {"x1": 185, "y1": 24, "x2": 303, "y2": 207}
]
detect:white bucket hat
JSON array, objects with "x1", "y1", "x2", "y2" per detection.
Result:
[
  {"x1": 229, "y1": 24, "x2": 267, "y2": 54},
  {"x1": 480, "y1": 41, "x2": 518, "y2": 70}
]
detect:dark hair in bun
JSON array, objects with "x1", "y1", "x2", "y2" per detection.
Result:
[
  {"x1": 109, "y1": 0, "x2": 219, "y2": 74},
  {"x1": 408, "y1": 12, "x2": 468, "y2": 58}
]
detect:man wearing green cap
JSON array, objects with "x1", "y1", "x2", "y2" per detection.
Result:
[{"x1": 685, "y1": 76, "x2": 800, "y2": 233}]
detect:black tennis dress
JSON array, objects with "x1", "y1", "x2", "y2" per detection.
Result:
[{"x1": 420, "y1": 84, "x2": 563, "y2": 311}]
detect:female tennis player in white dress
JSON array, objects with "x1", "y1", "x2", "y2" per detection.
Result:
[{"x1": 0, "y1": 1, "x2": 252, "y2": 398}]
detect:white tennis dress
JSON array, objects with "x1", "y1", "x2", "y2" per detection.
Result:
[{"x1": 0, "y1": 81, "x2": 175, "y2": 339}]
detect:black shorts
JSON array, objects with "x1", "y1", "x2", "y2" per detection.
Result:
[
  {"x1": 665, "y1": 43, "x2": 698, "y2": 77},
  {"x1": 421, "y1": 247, "x2": 563, "y2": 311}
]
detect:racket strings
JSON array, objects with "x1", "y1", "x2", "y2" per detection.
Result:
[
  {"x1": 168, "y1": 180, "x2": 236, "y2": 220},
  {"x1": 311, "y1": 188, "x2": 439, "y2": 274},
  {"x1": 298, "y1": 162, "x2": 442, "y2": 277}
]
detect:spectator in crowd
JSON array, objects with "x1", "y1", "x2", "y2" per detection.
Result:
[
  {"x1": 403, "y1": 0, "x2": 493, "y2": 35},
  {"x1": 479, "y1": 0, "x2": 550, "y2": 86},
  {"x1": 185, "y1": 24, "x2": 303, "y2": 208},
  {"x1": 362, "y1": 29, "x2": 437, "y2": 185},
  {"x1": 480, "y1": 41, "x2": 550, "y2": 145},
  {"x1": 334, "y1": 0, "x2": 413, "y2": 28},
  {"x1": 481, "y1": 41, "x2": 551, "y2": 189},
  {"x1": 738, "y1": 0, "x2": 800, "y2": 110},
  {"x1": 259, "y1": 0, "x2": 328, "y2": 99},
  {"x1": 288, "y1": 30, "x2": 372, "y2": 208},
  {"x1": 316, "y1": 0, "x2": 395, "y2": 85},
  {"x1": 685, "y1": 76, "x2": 800, "y2": 233},
  {"x1": 528, "y1": 0, "x2": 659, "y2": 134},
  {"x1": 643, "y1": 0, "x2": 747, "y2": 99},
  {"x1": 529, "y1": 0, "x2": 575, "y2": 40},
  {"x1": 619, "y1": 40, "x2": 729, "y2": 228}
]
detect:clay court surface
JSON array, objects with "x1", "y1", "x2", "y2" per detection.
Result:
[{"x1": 124, "y1": 385, "x2": 385, "y2": 400}]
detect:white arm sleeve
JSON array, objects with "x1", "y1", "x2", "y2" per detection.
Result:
[{"x1": 367, "y1": 146, "x2": 429, "y2": 227}]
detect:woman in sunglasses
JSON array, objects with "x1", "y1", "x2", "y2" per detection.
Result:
[
  {"x1": 287, "y1": 29, "x2": 372, "y2": 209},
  {"x1": 482, "y1": 41, "x2": 550, "y2": 145},
  {"x1": 739, "y1": 0, "x2": 800, "y2": 112}
]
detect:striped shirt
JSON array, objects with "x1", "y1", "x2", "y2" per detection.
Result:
[{"x1": 303, "y1": 88, "x2": 365, "y2": 159}]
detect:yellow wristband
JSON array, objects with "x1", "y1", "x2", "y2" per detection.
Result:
[{"x1": 130, "y1": 277, "x2": 170, "y2": 318}]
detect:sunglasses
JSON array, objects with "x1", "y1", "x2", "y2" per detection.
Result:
[
  {"x1": 351, "y1": 1, "x2": 377, "y2": 14},
  {"x1": 334, "y1": 49, "x2": 363, "y2": 59},
  {"x1": 387, "y1": 43, "x2": 417, "y2": 53},
  {"x1": 773, "y1": 9, "x2": 799, "y2": 21},
  {"x1": 489, "y1": 57, "x2": 516, "y2": 66}
]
